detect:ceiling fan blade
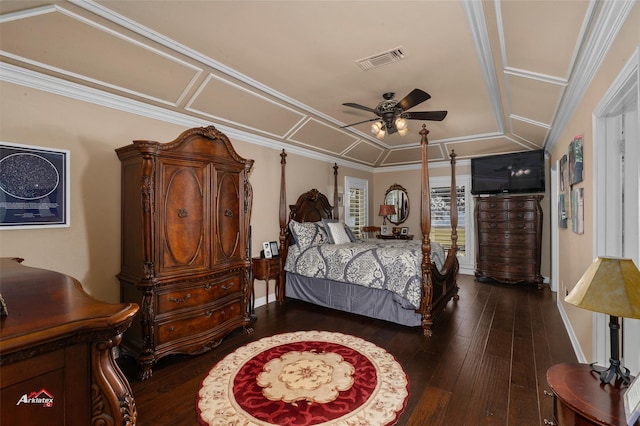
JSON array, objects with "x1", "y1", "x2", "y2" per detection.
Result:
[
  {"x1": 340, "y1": 117, "x2": 380, "y2": 128},
  {"x1": 396, "y1": 89, "x2": 431, "y2": 111},
  {"x1": 342, "y1": 102, "x2": 377, "y2": 114},
  {"x1": 404, "y1": 111, "x2": 448, "y2": 121}
]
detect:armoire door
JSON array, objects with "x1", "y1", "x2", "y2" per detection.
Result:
[
  {"x1": 158, "y1": 160, "x2": 210, "y2": 274},
  {"x1": 214, "y1": 168, "x2": 242, "y2": 264}
]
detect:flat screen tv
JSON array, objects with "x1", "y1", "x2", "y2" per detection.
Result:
[{"x1": 471, "y1": 150, "x2": 545, "y2": 195}]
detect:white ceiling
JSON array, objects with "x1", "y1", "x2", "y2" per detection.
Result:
[{"x1": 0, "y1": 1, "x2": 635, "y2": 168}]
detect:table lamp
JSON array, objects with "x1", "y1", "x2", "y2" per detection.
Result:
[
  {"x1": 565, "y1": 256, "x2": 640, "y2": 384},
  {"x1": 378, "y1": 204, "x2": 396, "y2": 226}
]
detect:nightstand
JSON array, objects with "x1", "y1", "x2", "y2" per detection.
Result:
[
  {"x1": 377, "y1": 234, "x2": 414, "y2": 240},
  {"x1": 546, "y1": 363, "x2": 636, "y2": 425},
  {"x1": 251, "y1": 256, "x2": 282, "y2": 310}
]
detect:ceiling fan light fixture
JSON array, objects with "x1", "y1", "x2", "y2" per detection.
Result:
[
  {"x1": 371, "y1": 121, "x2": 383, "y2": 135},
  {"x1": 395, "y1": 117, "x2": 408, "y2": 130}
]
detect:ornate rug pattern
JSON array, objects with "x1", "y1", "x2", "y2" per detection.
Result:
[{"x1": 196, "y1": 330, "x2": 409, "y2": 426}]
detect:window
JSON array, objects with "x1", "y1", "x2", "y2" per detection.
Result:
[
  {"x1": 429, "y1": 185, "x2": 466, "y2": 257},
  {"x1": 344, "y1": 176, "x2": 368, "y2": 238}
]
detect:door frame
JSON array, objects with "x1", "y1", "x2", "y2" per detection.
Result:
[{"x1": 592, "y1": 47, "x2": 640, "y2": 373}]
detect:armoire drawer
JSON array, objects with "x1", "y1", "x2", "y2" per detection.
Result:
[
  {"x1": 477, "y1": 260, "x2": 537, "y2": 275},
  {"x1": 478, "y1": 232, "x2": 536, "y2": 246},
  {"x1": 157, "y1": 274, "x2": 242, "y2": 314},
  {"x1": 478, "y1": 221, "x2": 507, "y2": 231},
  {"x1": 156, "y1": 300, "x2": 242, "y2": 345},
  {"x1": 478, "y1": 247, "x2": 536, "y2": 259},
  {"x1": 478, "y1": 211, "x2": 507, "y2": 221},
  {"x1": 506, "y1": 221, "x2": 536, "y2": 232}
]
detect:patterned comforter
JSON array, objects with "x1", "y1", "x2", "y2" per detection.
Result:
[{"x1": 284, "y1": 239, "x2": 445, "y2": 309}]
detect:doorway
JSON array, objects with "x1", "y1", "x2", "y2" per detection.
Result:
[{"x1": 593, "y1": 47, "x2": 640, "y2": 375}]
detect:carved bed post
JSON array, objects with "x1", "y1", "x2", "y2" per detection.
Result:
[
  {"x1": 419, "y1": 124, "x2": 435, "y2": 337},
  {"x1": 449, "y1": 150, "x2": 458, "y2": 251},
  {"x1": 278, "y1": 149, "x2": 287, "y2": 302},
  {"x1": 333, "y1": 163, "x2": 339, "y2": 220}
]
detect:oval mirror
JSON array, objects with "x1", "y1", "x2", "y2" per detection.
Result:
[{"x1": 384, "y1": 184, "x2": 409, "y2": 225}]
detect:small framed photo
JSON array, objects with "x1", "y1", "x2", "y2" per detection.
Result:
[
  {"x1": 269, "y1": 241, "x2": 279, "y2": 257},
  {"x1": 262, "y1": 241, "x2": 272, "y2": 259},
  {"x1": 624, "y1": 374, "x2": 640, "y2": 425},
  {"x1": 401, "y1": 227, "x2": 409, "y2": 236}
]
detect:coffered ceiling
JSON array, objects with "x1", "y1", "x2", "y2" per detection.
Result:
[{"x1": 0, "y1": 1, "x2": 635, "y2": 168}]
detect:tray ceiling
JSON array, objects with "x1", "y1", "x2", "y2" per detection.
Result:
[{"x1": 0, "y1": 1, "x2": 634, "y2": 167}]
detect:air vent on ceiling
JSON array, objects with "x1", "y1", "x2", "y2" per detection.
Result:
[{"x1": 355, "y1": 47, "x2": 406, "y2": 71}]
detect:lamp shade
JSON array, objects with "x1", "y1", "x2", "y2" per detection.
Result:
[
  {"x1": 565, "y1": 257, "x2": 640, "y2": 319},
  {"x1": 378, "y1": 204, "x2": 396, "y2": 217}
]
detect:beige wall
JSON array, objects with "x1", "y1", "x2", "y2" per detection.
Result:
[
  {"x1": 549, "y1": 4, "x2": 639, "y2": 361},
  {"x1": 0, "y1": 81, "x2": 372, "y2": 306}
]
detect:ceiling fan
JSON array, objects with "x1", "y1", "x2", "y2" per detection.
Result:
[{"x1": 341, "y1": 88, "x2": 447, "y2": 137}]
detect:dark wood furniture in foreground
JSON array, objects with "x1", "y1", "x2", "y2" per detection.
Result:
[
  {"x1": 116, "y1": 126, "x2": 254, "y2": 380},
  {"x1": 547, "y1": 363, "x2": 637, "y2": 426},
  {"x1": 118, "y1": 273, "x2": 579, "y2": 425},
  {"x1": 0, "y1": 258, "x2": 138, "y2": 426},
  {"x1": 475, "y1": 194, "x2": 544, "y2": 288},
  {"x1": 251, "y1": 256, "x2": 282, "y2": 307}
]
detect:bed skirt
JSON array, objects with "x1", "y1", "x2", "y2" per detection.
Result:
[{"x1": 285, "y1": 272, "x2": 422, "y2": 327}]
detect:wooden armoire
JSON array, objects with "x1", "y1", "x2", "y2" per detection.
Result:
[{"x1": 116, "y1": 126, "x2": 254, "y2": 380}]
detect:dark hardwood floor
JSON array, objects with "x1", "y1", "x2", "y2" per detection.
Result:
[{"x1": 118, "y1": 274, "x2": 577, "y2": 425}]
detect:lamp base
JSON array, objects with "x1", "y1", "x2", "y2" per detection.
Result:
[{"x1": 590, "y1": 361, "x2": 631, "y2": 385}]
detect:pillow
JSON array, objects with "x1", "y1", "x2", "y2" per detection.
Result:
[
  {"x1": 289, "y1": 220, "x2": 327, "y2": 250},
  {"x1": 324, "y1": 221, "x2": 352, "y2": 245},
  {"x1": 321, "y1": 219, "x2": 356, "y2": 244}
]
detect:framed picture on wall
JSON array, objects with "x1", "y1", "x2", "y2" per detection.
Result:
[
  {"x1": 568, "y1": 135, "x2": 583, "y2": 186},
  {"x1": 0, "y1": 142, "x2": 70, "y2": 229}
]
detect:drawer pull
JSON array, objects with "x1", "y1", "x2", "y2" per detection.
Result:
[
  {"x1": 221, "y1": 283, "x2": 233, "y2": 291},
  {"x1": 169, "y1": 293, "x2": 191, "y2": 303}
]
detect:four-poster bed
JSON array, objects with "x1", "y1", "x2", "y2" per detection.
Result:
[{"x1": 277, "y1": 125, "x2": 459, "y2": 336}]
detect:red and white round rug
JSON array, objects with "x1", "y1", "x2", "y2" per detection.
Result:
[{"x1": 196, "y1": 330, "x2": 409, "y2": 426}]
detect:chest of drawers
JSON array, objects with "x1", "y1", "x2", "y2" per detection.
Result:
[{"x1": 474, "y1": 195, "x2": 543, "y2": 288}]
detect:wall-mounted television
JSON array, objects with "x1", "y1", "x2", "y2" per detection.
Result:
[{"x1": 471, "y1": 150, "x2": 545, "y2": 195}]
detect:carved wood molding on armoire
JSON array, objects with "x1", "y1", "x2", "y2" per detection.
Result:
[{"x1": 116, "y1": 126, "x2": 254, "y2": 380}]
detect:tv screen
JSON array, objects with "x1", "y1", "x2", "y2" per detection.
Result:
[{"x1": 471, "y1": 150, "x2": 545, "y2": 195}]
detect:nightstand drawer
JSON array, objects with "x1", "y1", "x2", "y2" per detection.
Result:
[{"x1": 252, "y1": 257, "x2": 281, "y2": 280}]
